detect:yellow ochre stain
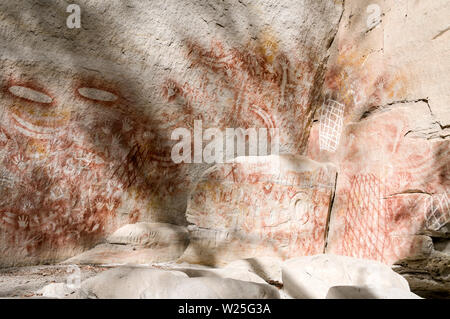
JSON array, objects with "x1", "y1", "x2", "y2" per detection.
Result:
[{"x1": 259, "y1": 29, "x2": 279, "y2": 64}]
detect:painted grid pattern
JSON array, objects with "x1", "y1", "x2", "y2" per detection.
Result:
[
  {"x1": 342, "y1": 174, "x2": 390, "y2": 263},
  {"x1": 319, "y1": 99, "x2": 345, "y2": 152}
]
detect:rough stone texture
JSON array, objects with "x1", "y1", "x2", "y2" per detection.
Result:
[
  {"x1": 326, "y1": 286, "x2": 422, "y2": 299},
  {"x1": 61, "y1": 223, "x2": 189, "y2": 265},
  {"x1": 0, "y1": 0, "x2": 343, "y2": 266},
  {"x1": 0, "y1": 0, "x2": 448, "y2": 299},
  {"x1": 106, "y1": 222, "x2": 189, "y2": 247},
  {"x1": 224, "y1": 257, "x2": 283, "y2": 286},
  {"x1": 0, "y1": 265, "x2": 106, "y2": 298},
  {"x1": 305, "y1": 0, "x2": 449, "y2": 297},
  {"x1": 36, "y1": 282, "x2": 76, "y2": 299},
  {"x1": 282, "y1": 254, "x2": 410, "y2": 299},
  {"x1": 75, "y1": 267, "x2": 188, "y2": 299},
  {"x1": 76, "y1": 266, "x2": 279, "y2": 299},
  {"x1": 393, "y1": 251, "x2": 450, "y2": 299},
  {"x1": 140, "y1": 277, "x2": 279, "y2": 299},
  {"x1": 323, "y1": 104, "x2": 442, "y2": 264},
  {"x1": 147, "y1": 261, "x2": 269, "y2": 284},
  {"x1": 167, "y1": 267, "x2": 267, "y2": 285},
  {"x1": 181, "y1": 155, "x2": 337, "y2": 265},
  {"x1": 62, "y1": 243, "x2": 184, "y2": 265}
]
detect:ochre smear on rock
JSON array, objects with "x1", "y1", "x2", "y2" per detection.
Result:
[
  {"x1": 0, "y1": 73, "x2": 192, "y2": 265},
  {"x1": 182, "y1": 155, "x2": 337, "y2": 265},
  {"x1": 163, "y1": 39, "x2": 323, "y2": 154},
  {"x1": 310, "y1": 43, "x2": 449, "y2": 265},
  {"x1": 0, "y1": 37, "x2": 326, "y2": 265}
]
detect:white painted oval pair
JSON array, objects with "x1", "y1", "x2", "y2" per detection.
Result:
[
  {"x1": 8, "y1": 86, "x2": 53, "y2": 104},
  {"x1": 77, "y1": 87, "x2": 118, "y2": 102},
  {"x1": 8, "y1": 86, "x2": 118, "y2": 103}
]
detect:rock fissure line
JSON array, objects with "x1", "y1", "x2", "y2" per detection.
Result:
[
  {"x1": 323, "y1": 171, "x2": 338, "y2": 253},
  {"x1": 360, "y1": 98, "x2": 430, "y2": 120}
]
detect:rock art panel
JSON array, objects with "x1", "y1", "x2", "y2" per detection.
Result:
[
  {"x1": 325, "y1": 104, "x2": 448, "y2": 264},
  {"x1": 181, "y1": 155, "x2": 337, "y2": 266},
  {"x1": 306, "y1": 0, "x2": 450, "y2": 270},
  {"x1": 0, "y1": 0, "x2": 344, "y2": 265},
  {"x1": 163, "y1": 39, "x2": 322, "y2": 156},
  {"x1": 0, "y1": 66, "x2": 195, "y2": 266}
]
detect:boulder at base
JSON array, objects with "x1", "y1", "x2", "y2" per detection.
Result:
[
  {"x1": 37, "y1": 283, "x2": 77, "y2": 299},
  {"x1": 162, "y1": 265, "x2": 268, "y2": 285},
  {"x1": 76, "y1": 267, "x2": 279, "y2": 299},
  {"x1": 106, "y1": 222, "x2": 189, "y2": 247},
  {"x1": 223, "y1": 257, "x2": 283, "y2": 286},
  {"x1": 326, "y1": 286, "x2": 422, "y2": 299},
  {"x1": 63, "y1": 223, "x2": 189, "y2": 265},
  {"x1": 282, "y1": 254, "x2": 411, "y2": 299}
]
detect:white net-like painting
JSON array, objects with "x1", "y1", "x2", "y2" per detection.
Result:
[{"x1": 319, "y1": 99, "x2": 345, "y2": 152}]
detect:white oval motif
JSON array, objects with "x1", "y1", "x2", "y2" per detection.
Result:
[
  {"x1": 8, "y1": 86, "x2": 53, "y2": 104},
  {"x1": 78, "y1": 87, "x2": 118, "y2": 102}
]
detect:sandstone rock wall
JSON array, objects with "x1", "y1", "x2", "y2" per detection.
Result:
[
  {"x1": 0, "y1": 0, "x2": 448, "y2": 279},
  {"x1": 0, "y1": 0, "x2": 343, "y2": 265},
  {"x1": 306, "y1": 0, "x2": 449, "y2": 264},
  {"x1": 305, "y1": 0, "x2": 449, "y2": 296},
  {"x1": 181, "y1": 155, "x2": 337, "y2": 265}
]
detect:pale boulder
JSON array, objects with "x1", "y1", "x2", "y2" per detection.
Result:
[
  {"x1": 63, "y1": 223, "x2": 189, "y2": 265},
  {"x1": 76, "y1": 266, "x2": 279, "y2": 299},
  {"x1": 224, "y1": 257, "x2": 283, "y2": 285},
  {"x1": 76, "y1": 267, "x2": 189, "y2": 299},
  {"x1": 37, "y1": 283, "x2": 77, "y2": 299},
  {"x1": 63, "y1": 243, "x2": 185, "y2": 265},
  {"x1": 326, "y1": 286, "x2": 422, "y2": 299},
  {"x1": 107, "y1": 222, "x2": 189, "y2": 248},
  {"x1": 171, "y1": 266, "x2": 267, "y2": 285},
  {"x1": 282, "y1": 254, "x2": 410, "y2": 299},
  {"x1": 152, "y1": 261, "x2": 269, "y2": 284},
  {"x1": 141, "y1": 277, "x2": 279, "y2": 299}
]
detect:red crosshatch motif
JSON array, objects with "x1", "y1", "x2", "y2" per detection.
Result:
[{"x1": 342, "y1": 174, "x2": 391, "y2": 263}]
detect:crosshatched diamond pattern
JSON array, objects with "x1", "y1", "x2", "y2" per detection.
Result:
[
  {"x1": 342, "y1": 174, "x2": 390, "y2": 263},
  {"x1": 319, "y1": 100, "x2": 345, "y2": 152}
]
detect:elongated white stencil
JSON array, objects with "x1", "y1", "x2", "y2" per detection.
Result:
[
  {"x1": 319, "y1": 99, "x2": 345, "y2": 152},
  {"x1": 425, "y1": 193, "x2": 449, "y2": 231}
]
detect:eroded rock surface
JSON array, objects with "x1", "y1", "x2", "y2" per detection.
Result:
[
  {"x1": 107, "y1": 222, "x2": 189, "y2": 247},
  {"x1": 0, "y1": 0, "x2": 343, "y2": 266},
  {"x1": 393, "y1": 251, "x2": 450, "y2": 299},
  {"x1": 224, "y1": 257, "x2": 283, "y2": 286},
  {"x1": 181, "y1": 155, "x2": 337, "y2": 265},
  {"x1": 37, "y1": 283, "x2": 77, "y2": 299},
  {"x1": 282, "y1": 254, "x2": 410, "y2": 299},
  {"x1": 305, "y1": 0, "x2": 449, "y2": 298},
  {"x1": 75, "y1": 266, "x2": 279, "y2": 299},
  {"x1": 326, "y1": 286, "x2": 421, "y2": 299},
  {"x1": 0, "y1": 0, "x2": 448, "y2": 300},
  {"x1": 63, "y1": 223, "x2": 189, "y2": 265}
]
